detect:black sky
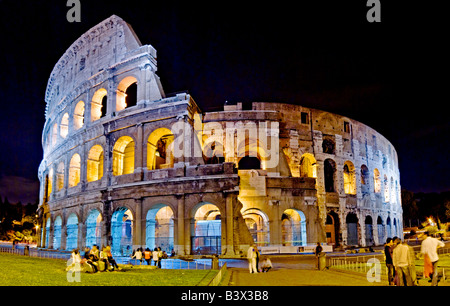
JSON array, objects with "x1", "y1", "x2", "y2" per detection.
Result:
[{"x1": 0, "y1": 0, "x2": 447, "y2": 203}]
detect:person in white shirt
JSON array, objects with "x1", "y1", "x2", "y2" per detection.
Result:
[
  {"x1": 421, "y1": 231, "x2": 445, "y2": 286},
  {"x1": 393, "y1": 238, "x2": 413, "y2": 286},
  {"x1": 247, "y1": 245, "x2": 258, "y2": 273}
]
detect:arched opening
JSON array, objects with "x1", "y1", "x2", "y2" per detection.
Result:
[
  {"x1": 73, "y1": 101, "x2": 85, "y2": 130},
  {"x1": 111, "y1": 207, "x2": 133, "y2": 256},
  {"x1": 60, "y1": 113, "x2": 69, "y2": 139},
  {"x1": 47, "y1": 168, "x2": 53, "y2": 199},
  {"x1": 238, "y1": 156, "x2": 261, "y2": 170},
  {"x1": 343, "y1": 161, "x2": 356, "y2": 195},
  {"x1": 68, "y1": 154, "x2": 81, "y2": 188},
  {"x1": 112, "y1": 136, "x2": 135, "y2": 176},
  {"x1": 242, "y1": 208, "x2": 270, "y2": 247},
  {"x1": 53, "y1": 216, "x2": 62, "y2": 250},
  {"x1": 51, "y1": 123, "x2": 58, "y2": 147},
  {"x1": 56, "y1": 162, "x2": 65, "y2": 191},
  {"x1": 393, "y1": 218, "x2": 398, "y2": 238},
  {"x1": 146, "y1": 205, "x2": 174, "y2": 253},
  {"x1": 116, "y1": 76, "x2": 138, "y2": 111},
  {"x1": 191, "y1": 203, "x2": 221, "y2": 255},
  {"x1": 147, "y1": 128, "x2": 174, "y2": 170},
  {"x1": 299, "y1": 153, "x2": 317, "y2": 178},
  {"x1": 326, "y1": 212, "x2": 340, "y2": 246},
  {"x1": 384, "y1": 175, "x2": 390, "y2": 202},
  {"x1": 324, "y1": 159, "x2": 336, "y2": 192},
  {"x1": 66, "y1": 213, "x2": 79, "y2": 250},
  {"x1": 87, "y1": 145, "x2": 104, "y2": 182},
  {"x1": 45, "y1": 217, "x2": 51, "y2": 248},
  {"x1": 85, "y1": 209, "x2": 102, "y2": 248},
  {"x1": 360, "y1": 165, "x2": 370, "y2": 194},
  {"x1": 377, "y1": 216, "x2": 385, "y2": 245},
  {"x1": 365, "y1": 216, "x2": 374, "y2": 246},
  {"x1": 322, "y1": 138, "x2": 335, "y2": 154},
  {"x1": 386, "y1": 217, "x2": 392, "y2": 239},
  {"x1": 346, "y1": 213, "x2": 359, "y2": 246},
  {"x1": 374, "y1": 168, "x2": 381, "y2": 193},
  {"x1": 91, "y1": 88, "x2": 107, "y2": 122},
  {"x1": 281, "y1": 209, "x2": 307, "y2": 246}
]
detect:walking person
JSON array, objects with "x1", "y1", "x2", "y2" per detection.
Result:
[
  {"x1": 421, "y1": 231, "x2": 445, "y2": 286},
  {"x1": 247, "y1": 244, "x2": 258, "y2": 273},
  {"x1": 132, "y1": 247, "x2": 143, "y2": 265},
  {"x1": 153, "y1": 247, "x2": 160, "y2": 268},
  {"x1": 384, "y1": 238, "x2": 395, "y2": 286},
  {"x1": 393, "y1": 237, "x2": 413, "y2": 286},
  {"x1": 144, "y1": 248, "x2": 152, "y2": 265}
]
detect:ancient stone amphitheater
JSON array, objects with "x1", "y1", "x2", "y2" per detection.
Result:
[{"x1": 37, "y1": 15, "x2": 402, "y2": 257}]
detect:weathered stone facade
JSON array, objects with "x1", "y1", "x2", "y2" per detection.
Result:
[{"x1": 37, "y1": 15, "x2": 402, "y2": 257}]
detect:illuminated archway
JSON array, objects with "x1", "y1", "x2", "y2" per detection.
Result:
[
  {"x1": 60, "y1": 113, "x2": 69, "y2": 139},
  {"x1": 68, "y1": 154, "x2": 81, "y2": 188},
  {"x1": 116, "y1": 76, "x2": 138, "y2": 111},
  {"x1": 66, "y1": 213, "x2": 79, "y2": 250},
  {"x1": 299, "y1": 153, "x2": 317, "y2": 178},
  {"x1": 147, "y1": 128, "x2": 174, "y2": 170},
  {"x1": 56, "y1": 162, "x2": 65, "y2": 191},
  {"x1": 242, "y1": 208, "x2": 270, "y2": 247},
  {"x1": 113, "y1": 136, "x2": 135, "y2": 176},
  {"x1": 343, "y1": 161, "x2": 356, "y2": 195},
  {"x1": 146, "y1": 205, "x2": 174, "y2": 253},
  {"x1": 73, "y1": 101, "x2": 85, "y2": 130},
  {"x1": 85, "y1": 209, "x2": 102, "y2": 248},
  {"x1": 191, "y1": 203, "x2": 221, "y2": 255},
  {"x1": 91, "y1": 88, "x2": 107, "y2": 122},
  {"x1": 374, "y1": 168, "x2": 381, "y2": 193},
  {"x1": 111, "y1": 207, "x2": 133, "y2": 256},
  {"x1": 281, "y1": 209, "x2": 307, "y2": 246},
  {"x1": 87, "y1": 145, "x2": 104, "y2": 182},
  {"x1": 53, "y1": 216, "x2": 62, "y2": 250},
  {"x1": 45, "y1": 217, "x2": 51, "y2": 248}
]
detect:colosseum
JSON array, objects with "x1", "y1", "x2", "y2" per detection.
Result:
[{"x1": 37, "y1": 15, "x2": 402, "y2": 257}]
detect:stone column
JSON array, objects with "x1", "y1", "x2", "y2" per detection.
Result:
[
  {"x1": 224, "y1": 191, "x2": 235, "y2": 256},
  {"x1": 175, "y1": 194, "x2": 185, "y2": 255},
  {"x1": 134, "y1": 123, "x2": 144, "y2": 181},
  {"x1": 133, "y1": 198, "x2": 143, "y2": 249},
  {"x1": 269, "y1": 200, "x2": 281, "y2": 248}
]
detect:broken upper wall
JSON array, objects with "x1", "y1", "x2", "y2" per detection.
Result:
[{"x1": 44, "y1": 15, "x2": 157, "y2": 120}]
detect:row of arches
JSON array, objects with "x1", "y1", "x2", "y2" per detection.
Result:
[
  {"x1": 322, "y1": 158, "x2": 399, "y2": 203},
  {"x1": 44, "y1": 128, "x2": 175, "y2": 197},
  {"x1": 326, "y1": 212, "x2": 402, "y2": 246},
  {"x1": 42, "y1": 203, "x2": 308, "y2": 255},
  {"x1": 46, "y1": 76, "x2": 139, "y2": 150}
]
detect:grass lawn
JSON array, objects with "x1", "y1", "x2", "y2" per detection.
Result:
[{"x1": 0, "y1": 253, "x2": 218, "y2": 286}]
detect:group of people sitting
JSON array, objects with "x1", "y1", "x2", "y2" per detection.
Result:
[{"x1": 68, "y1": 245, "x2": 121, "y2": 273}]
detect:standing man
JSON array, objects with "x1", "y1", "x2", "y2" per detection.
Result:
[
  {"x1": 421, "y1": 231, "x2": 445, "y2": 286},
  {"x1": 384, "y1": 238, "x2": 395, "y2": 286},
  {"x1": 393, "y1": 237, "x2": 413, "y2": 286},
  {"x1": 315, "y1": 242, "x2": 323, "y2": 270},
  {"x1": 247, "y1": 244, "x2": 258, "y2": 273}
]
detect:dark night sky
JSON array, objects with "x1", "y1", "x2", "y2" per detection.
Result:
[{"x1": 0, "y1": 0, "x2": 447, "y2": 204}]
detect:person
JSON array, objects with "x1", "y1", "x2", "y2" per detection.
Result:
[
  {"x1": 99, "y1": 246, "x2": 110, "y2": 271},
  {"x1": 247, "y1": 245, "x2": 258, "y2": 273},
  {"x1": 315, "y1": 242, "x2": 323, "y2": 270},
  {"x1": 384, "y1": 238, "x2": 395, "y2": 286},
  {"x1": 82, "y1": 247, "x2": 97, "y2": 273},
  {"x1": 393, "y1": 237, "x2": 413, "y2": 286},
  {"x1": 255, "y1": 246, "x2": 260, "y2": 272},
  {"x1": 260, "y1": 256, "x2": 272, "y2": 272},
  {"x1": 153, "y1": 247, "x2": 160, "y2": 268},
  {"x1": 105, "y1": 246, "x2": 120, "y2": 271},
  {"x1": 66, "y1": 249, "x2": 82, "y2": 272},
  {"x1": 421, "y1": 231, "x2": 445, "y2": 286},
  {"x1": 404, "y1": 234, "x2": 417, "y2": 285},
  {"x1": 157, "y1": 247, "x2": 163, "y2": 268},
  {"x1": 144, "y1": 248, "x2": 152, "y2": 265},
  {"x1": 132, "y1": 248, "x2": 143, "y2": 265}
]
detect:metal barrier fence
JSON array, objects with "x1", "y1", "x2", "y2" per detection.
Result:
[{"x1": 0, "y1": 246, "x2": 223, "y2": 270}]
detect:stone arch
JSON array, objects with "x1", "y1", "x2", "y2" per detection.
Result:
[
  {"x1": 360, "y1": 165, "x2": 370, "y2": 194},
  {"x1": 299, "y1": 153, "x2": 317, "y2": 178},
  {"x1": 281, "y1": 209, "x2": 307, "y2": 246},
  {"x1": 87, "y1": 145, "x2": 104, "y2": 182},
  {"x1": 68, "y1": 153, "x2": 81, "y2": 188},
  {"x1": 343, "y1": 160, "x2": 356, "y2": 195},
  {"x1": 365, "y1": 215, "x2": 374, "y2": 246},
  {"x1": 111, "y1": 207, "x2": 134, "y2": 256},
  {"x1": 116, "y1": 76, "x2": 139, "y2": 112},
  {"x1": 112, "y1": 136, "x2": 135, "y2": 176},
  {"x1": 324, "y1": 158, "x2": 337, "y2": 192},
  {"x1": 73, "y1": 101, "x2": 85, "y2": 130},
  {"x1": 66, "y1": 213, "x2": 79, "y2": 250},
  {"x1": 91, "y1": 88, "x2": 107, "y2": 122},
  {"x1": 85, "y1": 209, "x2": 102, "y2": 248},
  {"x1": 325, "y1": 211, "x2": 340, "y2": 246},
  {"x1": 60, "y1": 113, "x2": 69, "y2": 139},
  {"x1": 242, "y1": 208, "x2": 270, "y2": 247},
  {"x1": 53, "y1": 215, "x2": 63, "y2": 249},
  {"x1": 147, "y1": 127, "x2": 174, "y2": 170},
  {"x1": 145, "y1": 204, "x2": 174, "y2": 253},
  {"x1": 191, "y1": 202, "x2": 222, "y2": 255},
  {"x1": 56, "y1": 161, "x2": 65, "y2": 191},
  {"x1": 346, "y1": 213, "x2": 359, "y2": 246},
  {"x1": 377, "y1": 216, "x2": 385, "y2": 245},
  {"x1": 374, "y1": 168, "x2": 381, "y2": 193}
]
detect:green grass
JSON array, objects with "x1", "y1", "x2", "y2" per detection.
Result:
[{"x1": 0, "y1": 254, "x2": 218, "y2": 286}]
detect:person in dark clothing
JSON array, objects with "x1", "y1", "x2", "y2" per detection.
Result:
[
  {"x1": 384, "y1": 238, "x2": 395, "y2": 285},
  {"x1": 315, "y1": 242, "x2": 323, "y2": 269}
]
